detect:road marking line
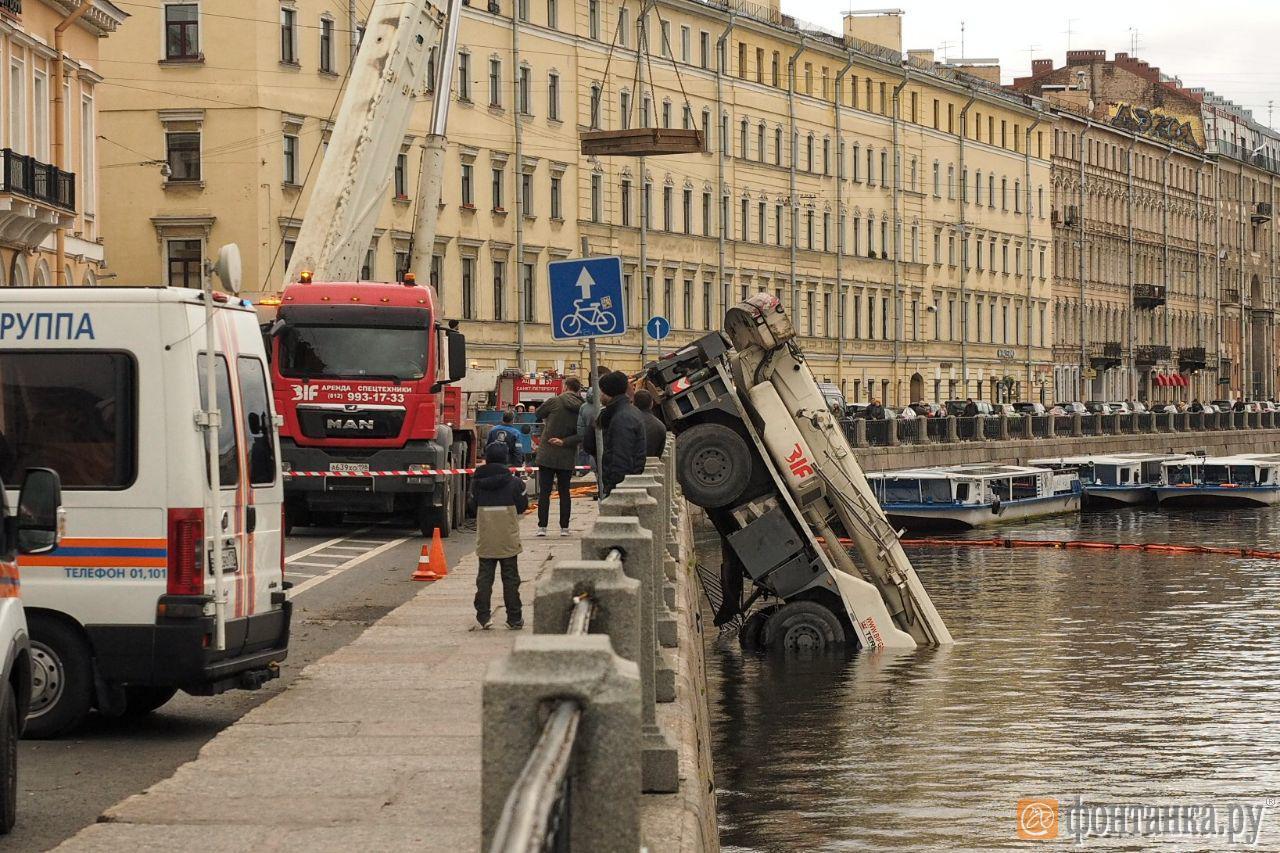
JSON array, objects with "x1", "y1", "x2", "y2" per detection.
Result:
[
  {"x1": 285, "y1": 528, "x2": 373, "y2": 564},
  {"x1": 288, "y1": 536, "x2": 411, "y2": 598},
  {"x1": 287, "y1": 561, "x2": 344, "y2": 569}
]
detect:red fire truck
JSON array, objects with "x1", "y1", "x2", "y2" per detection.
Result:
[{"x1": 263, "y1": 274, "x2": 471, "y2": 537}]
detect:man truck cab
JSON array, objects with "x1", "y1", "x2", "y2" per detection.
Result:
[{"x1": 0, "y1": 287, "x2": 291, "y2": 737}]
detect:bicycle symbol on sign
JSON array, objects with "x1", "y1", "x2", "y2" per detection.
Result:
[{"x1": 558, "y1": 296, "x2": 622, "y2": 337}]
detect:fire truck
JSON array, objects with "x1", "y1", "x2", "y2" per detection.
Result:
[{"x1": 260, "y1": 0, "x2": 475, "y2": 537}]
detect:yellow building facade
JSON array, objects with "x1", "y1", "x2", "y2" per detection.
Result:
[
  {"x1": 0, "y1": 0, "x2": 122, "y2": 288},
  {"x1": 98, "y1": 1, "x2": 1051, "y2": 405}
]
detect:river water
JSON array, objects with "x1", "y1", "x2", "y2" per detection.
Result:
[{"x1": 701, "y1": 507, "x2": 1280, "y2": 851}]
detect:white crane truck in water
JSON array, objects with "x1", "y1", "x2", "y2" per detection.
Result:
[{"x1": 649, "y1": 293, "x2": 953, "y2": 652}]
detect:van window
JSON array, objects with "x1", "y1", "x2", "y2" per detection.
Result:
[
  {"x1": 238, "y1": 357, "x2": 277, "y2": 486},
  {"x1": 0, "y1": 352, "x2": 137, "y2": 489},
  {"x1": 198, "y1": 355, "x2": 240, "y2": 488}
]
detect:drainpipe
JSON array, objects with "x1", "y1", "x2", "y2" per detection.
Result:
[
  {"x1": 1238, "y1": 165, "x2": 1247, "y2": 399},
  {"x1": 1126, "y1": 138, "x2": 1136, "y2": 399},
  {"x1": 1161, "y1": 145, "x2": 1172, "y2": 397},
  {"x1": 786, "y1": 39, "x2": 805, "y2": 321},
  {"x1": 53, "y1": 3, "x2": 91, "y2": 287},
  {"x1": 715, "y1": 15, "x2": 734, "y2": 328},
  {"x1": 834, "y1": 54, "x2": 853, "y2": 394},
  {"x1": 1077, "y1": 123, "x2": 1088, "y2": 401},
  {"x1": 1023, "y1": 113, "x2": 1043, "y2": 401},
  {"x1": 890, "y1": 66, "x2": 908, "y2": 402},
  {"x1": 511, "y1": 6, "x2": 525, "y2": 368},
  {"x1": 957, "y1": 93, "x2": 976, "y2": 396}
]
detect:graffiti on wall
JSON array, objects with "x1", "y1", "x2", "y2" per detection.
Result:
[{"x1": 1108, "y1": 104, "x2": 1205, "y2": 149}]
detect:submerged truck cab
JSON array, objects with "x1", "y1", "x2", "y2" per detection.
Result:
[
  {"x1": 265, "y1": 278, "x2": 468, "y2": 536},
  {"x1": 1, "y1": 287, "x2": 291, "y2": 737}
]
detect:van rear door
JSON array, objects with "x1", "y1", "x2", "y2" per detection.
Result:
[{"x1": 231, "y1": 348, "x2": 284, "y2": 621}]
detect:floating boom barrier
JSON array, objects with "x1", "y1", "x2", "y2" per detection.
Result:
[{"x1": 895, "y1": 537, "x2": 1280, "y2": 561}]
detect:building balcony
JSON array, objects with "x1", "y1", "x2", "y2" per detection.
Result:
[
  {"x1": 1136, "y1": 344, "x2": 1172, "y2": 365},
  {"x1": 1088, "y1": 341, "x2": 1123, "y2": 370},
  {"x1": 1178, "y1": 347, "x2": 1207, "y2": 371},
  {"x1": 1253, "y1": 202, "x2": 1273, "y2": 224},
  {"x1": 0, "y1": 149, "x2": 75, "y2": 248},
  {"x1": 1133, "y1": 283, "x2": 1166, "y2": 309},
  {"x1": 0, "y1": 0, "x2": 19, "y2": 18},
  {"x1": 1223, "y1": 289, "x2": 1241, "y2": 305}
]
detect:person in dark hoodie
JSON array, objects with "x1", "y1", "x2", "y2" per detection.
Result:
[
  {"x1": 466, "y1": 443, "x2": 529, "y2": 629},
  {"x1": 631, "y1": 389, "x2": 668, "y2": 457},
  {"x1": 534, "y1": 376, "x2": 583, "y2": 537},
  {"x1": 583, "y1": 370, "x2": 647, "y2": 495}
]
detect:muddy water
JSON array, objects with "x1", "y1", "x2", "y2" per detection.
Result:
[{"x1": 702, "y1": 508, "x2": 1280, "y2": 851}]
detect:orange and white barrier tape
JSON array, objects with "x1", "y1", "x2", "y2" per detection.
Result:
[{"x1": 284, "y1": 465, "x2": 591, "y2": 479}]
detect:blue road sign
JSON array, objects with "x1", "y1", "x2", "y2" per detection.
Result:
[
  {"x1": 646, "y1": 315, "x2": 671, "y2": 341},
  {"x1": 548, "y1": 256, "x2": 626, "y2": 341}
]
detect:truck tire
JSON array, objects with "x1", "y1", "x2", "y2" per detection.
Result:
[
  {"x1": 738, "y1": 608, "x2": 773, "y2": 652},
  {"x1": 0, "y1": 681, "x2": 16, "y2": 834},
  {"x1": 763, "y1": 601, "x2": 846, "y2": 654},
  {"x1": 676, "y1": 423, "x2": 754, "y2": 509},
  {"x1": 418, "y1": 490, "x2": 452, "y2": 539},
  {"x1": 25, "y1": 617, "x2": 94, "y2": 739},
  {"x1": 121, "y1": 686, "x2": 178, "y2": 717}
]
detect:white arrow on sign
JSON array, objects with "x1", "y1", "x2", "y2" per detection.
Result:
[{"x1": 576, "y1": 267, "x2": 595, "y2": 300}]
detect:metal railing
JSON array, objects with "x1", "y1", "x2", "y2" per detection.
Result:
[{"x1": 1, "y1": 149, "x2": 75, "y2": 212}]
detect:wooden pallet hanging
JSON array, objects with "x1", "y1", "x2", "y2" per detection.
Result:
[{"x1": 580, "y1": 127, "x2": 703, "y2": 157}]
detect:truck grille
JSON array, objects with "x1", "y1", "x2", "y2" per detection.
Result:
[{"x1": 297, "y1": 406, "x2": 406, "y2": 439}]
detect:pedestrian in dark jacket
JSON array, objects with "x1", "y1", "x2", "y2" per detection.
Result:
[
  {"x1": 632, "y1": 389, "x2": 668, "y2": 457},
  {"x1": 534, "y1": 377, "x2": 583, "y2": 537},
  {"x1": 962, "y1": 398, "x2": 979, "y2": 418},
  {"x1": 1189, "y1": 398, "x2": 1204, "y2": 413},
  {"x1": 583, "y1": 371, "x2": 646, "y2": 495},
  {"x1": 866, "y1": 398, "x2": 885, "y2": 420},
  {"x1": 466, "y1": 443, "x2": 529, "y2": 629}
]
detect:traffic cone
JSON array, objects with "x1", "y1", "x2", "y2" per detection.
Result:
[
  {"x1": 411, "y1": 543, "x2": 437, "y2": 581},
  {"x1": 412, "y1": 528, "x2": 449, "y2": 582}
]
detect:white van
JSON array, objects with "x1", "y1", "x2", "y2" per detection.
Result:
[{"x1": 1, "y1": 287, "x2": 290, "y2": 737}]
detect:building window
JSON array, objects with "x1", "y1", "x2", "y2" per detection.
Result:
[
  {"x1": 360, "y1": 246, "x2": 374, "y2": 280},
  {"x1": 618, "y1": 7, "x2": 629, "y2": 48},
  {"x1": 683, "y1": 280, "x2": 693, "y2": 327},
  {"x1": 395, "y1": 250, "x2": 410, "y2": 282},
  {"x1": 492, "y1": 166, "x2": 504, "y2": 210},
  {"x1": 516, "y1": 0, "x2": 528, "y2": 21},
  {"x1": 394, "y1": 152, "x2": 408, "y2": 198},
  {"x1": 283, "y1": 133, "x2": 299, "y2": 184},
  {"x1": 461, "y1": 163, "x2": 474, "y2": 206},
  {"x1": 620, "y1": 92, "x2": 631, "y2": 130},
  {"x1": 165, "y1": 3, "x2": 200, "y2": 61},
  {"x1": 431, "y1": 254, "x2": 443, "y2": 299},
  {"x1": 458, "y1": 53, "x2": 471, "y2": 101},
  {"x1": 462, "y1": 258, "x2": 476, "y2": 318},
  {"x1": 522, "y1": 263, "x2": 536, "y2": 322},
  {"x1": 166, "y1": 131, "x2": 201, "y2": 182},
  {"x1": 546, "y1": 0, "x2": 557, "y2": 29},
  {"x1": 700, "y1": 31, "x2": 710, "y2": 69},
  {"x1": 167, "y1": 239, "x2": 202, "y2": 288},
  {"x1": 681, "y1": 26, "x2": 690, "y2": 62},
  {"x1": 548, "y1": 72, "x2": 560, "y2": 120},
  {"x1": 280, "y1": 6, "x2": 297, "y2": 64},
  {"x1": 589, "y1": 0, "x2": 599, "y2": 40},
  {"x1": 550, "y1": 175, "x2": 562, "y2": 219},
  {"x1": 620, "y1": 178, "x2": 632, "y2": 226},
  {"x1": 492, "y1": 260, "x2": 507, "y2": 320},
  {"x1": 740, "y1": 198, "x2": 748, "y2": 241},
  {"x1": 319, "y1": 17, "x2": 334, "y2": 73},
  {"x1": 520, "y1": 172, "x2": 533, "y2": 214},
  {"x1": 517, "y1": 65, "x2": 531, "y2": 115},
  {"x1": 489, "y1": 59, "x2": 502, "y2": 108},
  {"x1": 663, "y1": 186, "x2": 673, "y2": 230},
  {"x1": 590, "y1": 173, "x2": 602, "y2": 222},
  {"x1": 684, "y1": 188, "x2": 693, "y2": 234},
  {"x1": 775, "y1": 204, "x2": 783, "y2": 246}
]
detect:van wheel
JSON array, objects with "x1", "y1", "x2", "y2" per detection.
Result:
[
  {"x1": 25, "y1": 617, "x2": 94, "y2": 739},
  {"x1": 418, "y1": 491, "x2": 452, "y2": 539},
  {"x1": 0, "y1": 681, "x2": 16, "y2": 834},
  {"x1": 763, "y1": 601, "x2": 846, "y2": 654},
  {"x1": 676, "y1": 423, "x2": 754, "y2": 509},
  {"x1": 122, "y1": 686, "x2": 178, "y2": 717}
]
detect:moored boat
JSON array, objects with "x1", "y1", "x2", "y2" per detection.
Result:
[
  {"x1": 1032, "y1": 452, "x2": 1194, "y2": 507},
  {"x1": 1154, "y1": 454, "x2": 1280, "y2": 508},
  {"x1": 867, "y1": 464, "x2": 1081, "y2": 530}
]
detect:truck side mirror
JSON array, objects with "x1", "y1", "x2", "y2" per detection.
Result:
[
  {"x1": 16, "y1": 468, "x2": 62, "y2": 555},
  {"x1": 446, "y1": 329, "x2": 467, "y2": 384}
]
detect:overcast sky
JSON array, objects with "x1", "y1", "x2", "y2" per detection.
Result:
[{"x1": 797, "y1": 1, "x2": 1280, "y2": 127}]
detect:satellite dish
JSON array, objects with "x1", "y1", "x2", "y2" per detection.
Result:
[{"x1": 214, "y1": 244, "x2": 243, "y2": 295}]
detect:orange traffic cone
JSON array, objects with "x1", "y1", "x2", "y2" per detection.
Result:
[{"x1": 412, "y1": 528, "x2": 449, "y2": 581}]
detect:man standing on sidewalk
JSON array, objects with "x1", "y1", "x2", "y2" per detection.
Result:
[
  {"x1": 467, "y1": 443, "x2": 529, "y2": 630},
  {"x1": 534, "y1": 376, "x2": 583, "y2": 537},
  {"x1": 584, "y1": 371, "x2": 647, "y2": 496},
  {"x1": 632, "y1": 389, "x2": 668, "y2": 458}
]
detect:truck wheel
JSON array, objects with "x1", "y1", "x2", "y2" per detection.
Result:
[
  {"x1": 677, "y1": 423, "x2": 753, "y2": 509},
  {"x1": 121, "y1": 686, "x2": 178, "y2": 717},
  {"x1": 763, "y1": 601, "x2": 846, "y2": 654},
  {"x1": 0, "y1": 681, "x2": 16, "y2": 834},
  {"x1": 25, "y1": 617, "x2": 94, "y2": 739},
  {"x1": 418, "y1": 493, "x2": 451, "y2": 539},
  {"x1": 737, "y1": 608, "x2": 773, "y2": 652}
]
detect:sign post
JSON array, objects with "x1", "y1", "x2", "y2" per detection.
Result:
[{"x1": 562, "y1": 243, "x2": 628, "y2": 500}]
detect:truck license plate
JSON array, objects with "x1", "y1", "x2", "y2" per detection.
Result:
[{"x1": 330, "y1": 463, "x2": 370, "y2": 473}]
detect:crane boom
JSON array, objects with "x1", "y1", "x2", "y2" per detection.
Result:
[{"x1": 283, "y1": 0, "x2": 447, "y2": 286}]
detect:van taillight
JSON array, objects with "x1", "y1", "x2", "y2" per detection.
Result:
[{"x1": 168, "y1": 508, "x2": 205, "y2": 596}]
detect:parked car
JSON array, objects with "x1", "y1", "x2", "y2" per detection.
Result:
[
  {"x1": 908, "y1": 402, "x2": 943, "y2": 417},
  {"x1": 1106, "y1": 401, "x2": 1132, "y2": 415},
  {"x1": 993, "y1": 403, "x2": 1019, "y2": 417},
  {"x1": 1083, "y1": 401, "x2": 1114, "y2": 415},
  {"x1": 1054, "y1": 402, "x2": 1088, "y2": 415},
  {"x1": 1130, "y1": 401, "x2": 1149, "y2": 414},
  {"x1": 944, "y1": 400, "x2": 994, "y2": 417},
  {"x1": 816, "y1": 382, "x2": 848, "y2": 417},
  {"x1": 1012, "y1": 401, "x2": 1046, "y2": 416}
]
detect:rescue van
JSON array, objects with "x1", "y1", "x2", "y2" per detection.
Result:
[
  {"x1": 0, "y1": 287, "x2": 291, "y2": 737},
  {"x1": 0, "y1": 467, "x2": 62, "y2": 833}
]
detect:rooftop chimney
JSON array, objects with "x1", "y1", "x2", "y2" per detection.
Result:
[{"x1": 843, "y1": 10, "x2": 903, "y2": 53}]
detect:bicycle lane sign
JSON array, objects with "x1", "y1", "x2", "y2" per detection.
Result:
[{"x1": 549, "y1": 256, "x2": 627, "y2": 341}]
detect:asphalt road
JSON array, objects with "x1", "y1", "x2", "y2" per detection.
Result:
[{"x1": 9, "y1": 520, "x2": 477, "y2": 852}]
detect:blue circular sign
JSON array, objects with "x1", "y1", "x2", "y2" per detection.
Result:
[{"x1": 646, "y1": 315, "x2": 671, "y2": 341}]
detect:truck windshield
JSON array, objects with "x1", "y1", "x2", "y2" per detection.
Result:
[{"x1": 278, "y1": 325, "x2": 427, "y2": 381}]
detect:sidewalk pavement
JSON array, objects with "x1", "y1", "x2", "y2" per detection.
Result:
[{"x1": 56, "y1": 500, "x2": 601, "y2": 852}]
